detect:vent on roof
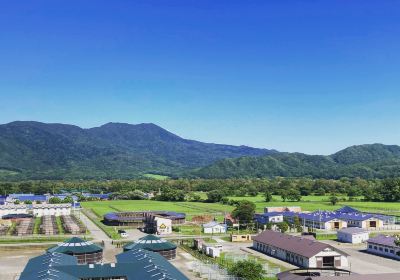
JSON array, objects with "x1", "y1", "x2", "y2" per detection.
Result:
[
  {"x1": 89, "y1": 264, "x2": 94, "y2": 268},
  {"x1": 111, "y1": 263, "x2": 115, "y2": 268}
]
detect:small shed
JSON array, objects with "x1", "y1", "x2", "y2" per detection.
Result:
[
  {"x1": 202, "y1": 221, "x2": 227, "y2": 234},
  {"x1": 337, "y1": 227, "x2": 369, "y2": 244}
]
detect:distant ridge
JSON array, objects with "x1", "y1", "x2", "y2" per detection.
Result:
[
  {"x1": 191, "y1": 144, "x2": 400, "y2": 179},
  {"x1": 0, "y1": 121, "x2": 273, "y2": 180},
  {"x1": 1, "y1": 121, "x2": 399, "y2": 180}
]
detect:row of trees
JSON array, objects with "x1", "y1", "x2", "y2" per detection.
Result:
[{"x1": 1, "y1": 177, "x2": 400, "y2": 202}]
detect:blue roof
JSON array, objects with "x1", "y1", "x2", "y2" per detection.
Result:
[
  {"x1": 15, "y1": 195, "x2": 47, "y2": 201},
  {"x1": 254, "y1": 212, "x2": 283, "y2": 224},
  {"x1": 337, "y1": 206, "x2": 360, "y2": 213}
]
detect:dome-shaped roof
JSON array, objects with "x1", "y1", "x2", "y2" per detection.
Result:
[
  {"x1": 47, "y1": 237, "x2": 103, "y2": 255},
  {"x1": 123, "y1": 235, "x2": 176, "y2": 252}
]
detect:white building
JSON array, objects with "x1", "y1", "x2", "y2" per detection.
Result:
[
  {"x1": 154, "y1": 217, "x2": 172, "y2": 235},
  {"x1": 202, "y1": 221, "x2": 227, "y2": 234},
  {"x1": 367, "y1": 235, "x2": 400, "y2": 260},
  {"x1": 33, "y1": 204, "x2": 71, "y2": 217},
  {"x1": 253, "y1": 230, "x2": 349, "y2": 268},
  {"x1": 202, "y1": 244, "x2": 223, "y2": 258},
  {"x1": 255, "y1": 212, "x2": 284, "y2": 224},
  {"x1": 0, "y1": 205, "x2": 28, "y2": 217},
  {"x1": 337, "y1": 227, "x2": 369, "y2": 244}
]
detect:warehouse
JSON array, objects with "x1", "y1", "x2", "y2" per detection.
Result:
[
  {"x1": 0, "y1": 204, "x2": 28, "y2": 217},
  {"x1": 103, "y1": 210, "x2": 186, "y2": 227},
  {"x1": 123, "y1": 234, "x2": 177, "y2": 260},
  {"x1": 253, "y1": 230, "x2": 349, "y2": 268},
  {"x1": 47, "y1": 237, "x2": 103, "y2": 264},
  {"x1": 20, "y1": 249, "x2": 189, "y2": 280},
  {"x1": 337, "y1": 227, "x2": 369, "y2": 244},
  {"x1": 367, "y1": 235, "x2": 400, "y2": 260},
  {"x1": 277, "y1": 269, "x2": 400, "y2": 280},
  {"x1": 32, "y1": 203, "x2": 71, "y2": 217}
]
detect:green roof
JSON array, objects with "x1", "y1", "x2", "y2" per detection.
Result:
[
  {"x1": 20, "y1": 249, "x2": 188, "y2": 280},
  {"x1": 123, "y1": 234, "x2": 177, "y2": 252},
  {"x1": 47, "y1": 237, "x2": 103, "y2": 254}
]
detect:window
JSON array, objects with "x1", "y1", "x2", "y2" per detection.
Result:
[
  {"x1": 368, "y1": 245, "x2": 372, "y2": 249},
  {"x1": 379, "y1": 247, "x2": 383, "y2": 251},
  {"x1": 390, "y1": 250, "x2": 394, "y2": 254}
]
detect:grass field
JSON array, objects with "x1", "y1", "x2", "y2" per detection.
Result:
[
  {"x1": 81, "y1": 195, "x2": 400, "y2": 239},
  {"x1": 142, "y1": 173, "x2": 170, "y2": 180}
]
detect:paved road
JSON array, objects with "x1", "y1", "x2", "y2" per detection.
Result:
[{"x1": 323, "y1": 240, "x2": 400, "y2": 274}]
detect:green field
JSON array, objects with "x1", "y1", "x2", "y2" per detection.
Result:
[
  {"x1": 81, "y1": 195, "x2": 400, "y2": 239},
  {"x1": 142, "y1": 173, "x2": 170, "y2": 180}
]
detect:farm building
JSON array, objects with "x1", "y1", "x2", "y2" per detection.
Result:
[
  {"x1": 7, "y1": 194, "x2": 48, "y2": 203},
  {"x1": 253, "y1": 230, "x2": 349, "y2": 268},
  {"x1": 0, "y1": 204, "x2": 28, "y2": 217},
  {"x1": 47, "y1": 237, "x2": 103, "y2": 264},
  {"x1": 277, "y1": 269, "x2": 400, "y2": 280},
  {"x1": 202, "y1": 221, "x2": 227, "y2": 234},
  {"x1": 103, "y1": 211, "x2": 185, "y2": 227},
  {"x1": 337, "y1": 227, "x2": 369, "y2": 244},
  {"x1": 283, "y1": 211, "x2": 348, "y2": 230},
  {"x1": 367, "y1": 235, "x2": 400, "y2": 260},
  {"x1": 123, "y1": 234, "x2": 177, "y2": 260},
  {"x1": 254, "y1": 212, "x2": 284, "y2": 224},
  {"x1": 144, "y1": 215, "x2": 173, "y2": 235},
  {"x1": 339, "y1": 212, "x2": 384, "y2": 229},
  {"x1": 264, "y1": 206, "x2": 302, "y2": 213},
  {"x1": 32, "y1": 203, "x2": 71, "y2": 217},
  {"x1": 20, "y1": 249, "x2": 189, "y2": 280}
]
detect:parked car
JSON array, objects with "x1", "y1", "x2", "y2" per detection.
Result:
[{"x1": 118, "y1": 229, "x2": 128, "y2": 238}]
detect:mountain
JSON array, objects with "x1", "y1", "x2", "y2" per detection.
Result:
[
  {"x1": 191, "y1": 144, "x2": 400, "y2": 179},
  {"x1": 0, "y1": 121, "x2": 273, "y2": 180}
]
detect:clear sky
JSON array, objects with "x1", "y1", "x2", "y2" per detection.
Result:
[{"x1": 0, "y1": 1, "x2": 399, "y2": 155}]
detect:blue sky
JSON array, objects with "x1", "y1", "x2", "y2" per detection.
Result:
[{"x1": 0, "y1": 1, "x2": 399, "y2": 154}]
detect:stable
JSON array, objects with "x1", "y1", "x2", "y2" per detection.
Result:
[
  {"x1": 254, "y1": 212, "x2": 284, "y2": 224},
  {"x1": 202, "y1": 221, "x2": 227, "y2": 234},
  {"x1": 367, "y1": 235, "x2": 400, "y2": 260},
  {"x1": 337, "y1": 227, "x2": 369, "y2": 244},
  {"x1": 253, "y1": 230, "x2": 349, "y2": 268},
  {"x1": 33, "y1": 203, "x2": 71, "y2": 217}
]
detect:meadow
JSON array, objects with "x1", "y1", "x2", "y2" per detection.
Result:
[{"x1": 81, "y1": 195, "x2": 400, "y2": 239}]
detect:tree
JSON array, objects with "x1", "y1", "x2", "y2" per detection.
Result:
[
  {"x1": 24, "y1": 200, "x2": 32, "y2": 204},
  {"x1": 293, "y1": 215, "x2": 302, "y2": 232},
  {"x1": 49, "y1": 197, "x2": 62, "y2": 204},
  {"x1": 231, "y1": 200, "x2": 256, "y2": 224},
  {"x1": 264, "y1": 191, "x2": 272, "y2": 202},
  {"x1": 286, "y1": 189, "x2": 302, "y2": 202},
  {"x1": 277, "y1": 221, "x2": 289, "y2": 233},
  {"x1": 247, "y1": 186, "x2": 258, "y2": 197},
  {"x1": 62, "y1": 196, "x2": 74, "y2": 204},
  {"x1": 207, "y1": 190, "x2": 224, "y2": 203},
  {"x1": 14, "y1": 200, "x2": 20, "y2": 205},
  {"x1": 228, "y1": 260, "x2": 264, "y2": 280},
  {"x1": 329, "y1": 194, "x2": 339, "y2": 205}
]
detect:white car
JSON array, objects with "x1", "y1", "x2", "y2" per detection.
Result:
[{"x1": 119, "y1": 230, "x2": 129, "y2": 238}]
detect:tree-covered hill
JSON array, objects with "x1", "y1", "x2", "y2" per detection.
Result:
[
  {"x1": 0, "y1": 121, "x2": 273, "y2": 180},
  {"x1": 191, "y1": 144, "x2": 400, "y2": 179}
]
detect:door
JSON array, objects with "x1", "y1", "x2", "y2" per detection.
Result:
[
  {"x1": 334, "y1": 222, "x2": 340, "y2": 229},
  {"x1": 370, "y1": 221, "x2": 377, "y2": 228}
]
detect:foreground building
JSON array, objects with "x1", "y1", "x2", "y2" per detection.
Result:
[
  {"x1": 20, "y1": 249, "x2": 188, "y2": 280},
  {"x1": 277, "y1": 269, "x2": 400, "y2": 280},
  {"x1": 367, "y1": 235, "x2": 400, "y2": 260},
  {"x1": 33, "y1": 203, "x2": 71, "y2": 217},
  {"x1": 123, "y1": 234, "x2": 177, "y2": 260},
  {"x1": 47, "y1": 237, "x2": 103, "y2": 264},
  {"x1": 253, "y1": 230, "x2": 349, "y2": 268},
  {"x1": 337, "y1": 227, "x2": 369, "y2": 244}
]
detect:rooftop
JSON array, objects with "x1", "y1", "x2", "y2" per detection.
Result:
[
  {"x1": 367, "y1": 235, "x2": 399, "y2": 247},
  {"x1": 47, "y1": 237, "x2": 103, "y2": 254},
  {"x1": 253, "y1": 230, "x2": 348, "y2": 258},
  {"x1": 338, "y1": 227, "x2": 369, "y2": 234},
  {"x1": 123, "y1": 234, "x2": 177, "y2": 252}
]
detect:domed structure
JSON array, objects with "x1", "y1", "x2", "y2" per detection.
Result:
[
  {"x1": 47, "y1": 237, "x2": 103, "y2": 264},
  {"x1": 123, "y1": 234, "x2": 177, "y2": 259}
]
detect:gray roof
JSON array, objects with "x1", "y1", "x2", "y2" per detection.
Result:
[
  {"x1": 253, "y1": 230, "x2": 348, "y2": 258},
  {"x1": 338, "y1": 227, "x2": 369, "y2": 234},
  {"x1": 368, "y1": 235, "x2": 398, "y2": 247},
  {"x1": 123, "y1": 234, "x2": 177, "y2": 252},
  {"x1": 47, "y1": 237, "x2": 103, "y2": 254}
]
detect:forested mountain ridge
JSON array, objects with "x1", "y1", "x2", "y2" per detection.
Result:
[
  {"x1": 191, "y1": 144, "x2": 400, "y2": 179},
  {"x1": 0, "y1": 121, "x2": 273, "y2": 180}
]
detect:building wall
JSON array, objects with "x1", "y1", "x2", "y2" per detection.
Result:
[
  {"x1": 203, "y1": 225, "x2": 226, "y2": 234},
  {"x1": 0, "y1": 206, "x2": 28, "y2": 217},
  {"x1": 338, "y1": 232, "x2": 369, "y2": 244},
  {"x1": 267, "y1": 215, "x2": 284, "y2": 223},
  {"x1": 33, "y1": 206, "x2": 71, "y2": 217},
  {"x1": 155, "y1": 217, "x2": 172, "y2": 235},
  {"x1": 367, "y1": 242, "x2": 400, "y2": 260}
]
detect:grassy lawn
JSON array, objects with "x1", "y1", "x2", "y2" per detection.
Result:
[
  {"x1": 228, "y1": 195, "x2": 400, "y2": 215},
  {"x1": 142, "y1": 173, "x2": 170, "y2": 180}
]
